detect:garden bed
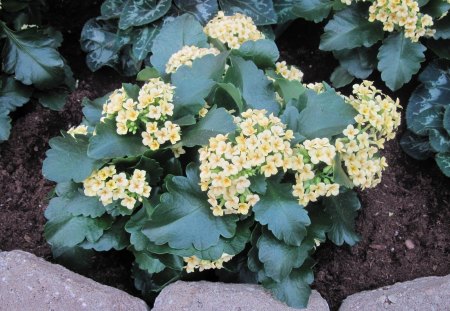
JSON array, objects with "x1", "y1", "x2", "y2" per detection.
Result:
[{"x1": 0, "y1": 2, "x2": 449, "y2": 310}]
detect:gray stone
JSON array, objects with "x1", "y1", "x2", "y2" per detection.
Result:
[
  {"x1": 0, "y1": 250, "x2": 149, "y2": 311},
  {"x1": 339, "y1": 275, "x2": 450, "y2": 311},
  {"x1": 152, "y1": 280, "x2": 329, "y2": 311}
]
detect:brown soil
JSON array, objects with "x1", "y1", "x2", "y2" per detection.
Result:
[{"x1": 0, "y1": 5, "x2": 449, "y2": 310}]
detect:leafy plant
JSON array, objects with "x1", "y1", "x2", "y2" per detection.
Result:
[
  {"x1": 44, "y1": 12, "x2": 401, "y2": 308},
  {"x1": 401, "y1": 60, "x2": 450, "y2": 177},
  {"x1": 0, "y1": 0, "x2": 75, "y2": 142}
]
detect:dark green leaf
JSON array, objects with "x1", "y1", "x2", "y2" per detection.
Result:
[
  {"x1": 133, "y1": 156, "x2": 163, "y2": 186},
  {"x1": 88, "y1": 119, "x2": 148, "y2": 159},
  {"x1": 52, "y1": 188, "x2": 107, "y2": 218},
  {"x1": 133, "y1": 249, "x2": 166, "y2": 274},
  {"x1": 427, "y1": 39, "x2": 450, "y2": 60},
  {"x1": 297, "y1": 88, "x2": 357, "y2": 139},
  {"x1": 430, "y1": 129, "x2": 450, "y2": 152},
  {"x1": 400, "y1": 130, "x2": 434, "y2": 160},
  {"x1": 81, "y1": 218, "x2": 129, "y2": 251},
  {"x1": 119, "y1": 0, "x2": 172, "y2": 30},
  {"x1": 291, "y1": 0, "x2": 333, "y2": 23},
  {"x1": 37, "y1": 89, "x2": 68, "y2": 111},
  {"x1": 1, "y1": 25, "x2": 66, "y2": 89},
  {"x1": 137, "y1": 67, "x2": 161, "y2": 81},
  {"x1": 257, "y1": 229, "x2": 312, "y2": 281},
  {"x1": 82, "y1": 94, "x2": 110, "y2": 127},
  {"x1": 274, "y1": 78, "x2": 306, "y2": 104},
  {"x1": 182, "y1": 107, "x2": 236, "y2": 147},
  {"x1": 377, "y1": 32, "x2": 426, "y2": 91},
  {"x1": 43, "y1": 134, "x2": 106, "y2": 183},
  {"x1": 0, "y1": 76, "x2": 32, "y2": 112},
  {"x1": 436, "y1": 152, "x2": 450, "y2": 176},
  {"x1": 273, "y1": 0, "x2": 301, "y2": 23},
  {"x1": 444, "y1": 105, "x2": 450, "y2": 135},
  {"x1": 218, "y1": 0, "x2": 277, "y2": 25},
  {"x1": 150, "y1": 14, "x2": 208, "y2": 74},
  {"x1": 214, "y1": 82, "x2": 245, "y2": 112},
  {"x1": 132, "y1": 265, "x2": 181, "y2": 294},
  {"x1": 249, "y1": 174, "x2": 267, "y2": 194},
  {"x1": 142, "y1": 163, "x2": 238, "y2": 250},
  {"x1": 323, "y1": 190, "x2": 361, "y2": 246},
  {"x1": 233, "y1": 39, "x2": 280, "y2": 68},
  {"x1": 171, "y1": 53, "x2": 227, "y2": 117},
  {"x1": 122, "y1": 83, "x2": 140, "y2": 100},
  {"x1": 320, "y1": 5, "x2": 384, "y2": 51},
  {"x1": 434, "y1": 15, "x2": 450, "y2": 39},
  {"x1": 100, "y1": 0, "x2": 127, "y2": 19},
  {"x1": 126, "y1": 205, "x2": 153, "y2": 251},
  {"x1": 174, "y1": 0, "x2": 219, "y2": 24},
  {"x1": 225, "y1": 56, "x2": 279, "y2": 114},
  {"x1": 330, "y1": 66, "x2": 354, "y2": 88},
  {"x1": 263, "y1": 263, "x2": 314, "y2": 309},
  {"x1": 334, "y1": 47, "x2": 376, "y2": 79},
  {"x1": 132, "y1": 26, "x2": 160, "y2": 61},
  {"x1": 253, "y1": 181, "x2": 310, "y2": 246},
  {"x1": 304, "y1": 203, "x2": 331, "y2": 245},
  {"x1": 422, "y1": 0, "x2": 450, "y2": 18},
  {"x1": 333, "y1": 154, "x2": 354, "y2": 189},
  {"x1": 0, "y1": 111, "x2": 12, "y2": 141}
]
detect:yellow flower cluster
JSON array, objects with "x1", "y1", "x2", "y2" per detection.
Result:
[
  {"x1": 368, "y1": 0, "x2": 435, "y2": 42},
  {"x1": 83, "y1": 166, "x2": 151, "y2": 209},
  {"x1": 199, "y1": 109, "x2": 295, "y2": 216},
  {"x1": 335, "y1": 81, "x2": 401, "y2": 189},
  {"x1": 183, "y1": 253, "x2": 234, "y2": 273},
  {"x1": 203, "y1": 11, "x2": 265, "y2": 49},
  {"x1": 101, "y1": 78, "x2": 181, "y2": 151},
  {"x1": 306, "y1": 82, "x2": 325, "y2": 94},
  {"x1": 275, "y1": 61, "x2": 304, "y2": 82},
  {"x1": 67, "y1": 124, "x2": 88, "y2": 136},
  {"x1": 165, "y1": 45, "x2": 220, "y2": 74},
  {"x1": 292, "y1": 139, "x2": 340, "y2": 206}
]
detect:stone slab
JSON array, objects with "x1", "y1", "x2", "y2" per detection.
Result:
[
  {"x1": 339, "y1": 275, "x2": 450, "y2": 311},
  {"x1": 0, "y1": 250, "x2": 149, "y2": 311},
  {"x1": 152, "y1": 280, "x2": 329, "y2": 311}
]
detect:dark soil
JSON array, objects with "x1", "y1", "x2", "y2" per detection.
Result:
[{"x1": 0, "y1": 4, "x2": 449, "y2": 311}]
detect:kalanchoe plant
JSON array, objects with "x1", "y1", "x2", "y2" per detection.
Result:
[
  {"x1": 43, "y1": 12, "x2": 401, "y2": 308},
  {"x1": 401, "y1": 60, "x2": 450, "y2": 177},
  {"x1": 0, "y1": 0, "x2": 75, "y2": 142}
]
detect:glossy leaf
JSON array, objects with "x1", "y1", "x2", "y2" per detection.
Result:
[
  {"x1": 253, "y1": 181, "x2": 310, "y2": 246},
  {"x1": 82, "y1": 94, "x2": 110, "y2": 127},
  {"x1": 174, "y1": 0, "x2": 219, "y2": 24},
  {"x1": 0, "y1": 76, "x2": 33, "y2": 112},
  {"x1": 81, "y1": 218, "x2": 129, "y2": 251},
  {"x1": 37, "y1": 89, "x2": 68, "y2": 111},
  {"x1": 377, "y1": 32, "x2": 426, "y2": 91},
  {"x1": 291, "y1": 0, "x2": 333, "y2": 23},
  {"x1": 436, "y1": 153, "x2": 450, "y2": 177},
  {"x1": 214, "y1": 82, "x2": 244, "y2": 112},
  {"x1": 132, "y1": 26, "x2": 160, "y2": 61},
  {"x1": 119, "y1": 0, "x2": 171, "y2": 30},
  {"x1": 333, "y1": 47, "x2": 376, "y2": 79},
  {"x1": 219, "y1": 0, "x2": 277, "y2": 25},
  {"x1": 330, "y1": 66, "x2": 354, "y2": 88},
  {"x1": 400, "y1": 130, "x2": 434, "y2": 160},
  {"x1": 429, "y1": 129, "x2": 450, "y2": 153},
  {"x1": 100, "y1": 0, "x2": 127, "y2": 19},
  {"x1": 233, "y1": 39, "x2": 280, "y2": 68},
  {"x1": 136, "y1": 67, "x2": 161, "y2": 81},
  {"x1": 434, "y1": 15, "x2": 450, "y2": 39}
]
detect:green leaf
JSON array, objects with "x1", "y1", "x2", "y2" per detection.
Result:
[
  {"x1": 333, "y1": 154, "x2": 354, "y2": 189},
  {"x1": 233, "y1": 39, "x2": 280, "y2": 68},
  {"x1": 304, "y1": 203, "x2": 331, "y2": 245},
  {"x1": 133, "y1": 249, "x2": 166, "y2": 274},
  {"x1": 150, "y1": 14, "x2": 208, "y2": 74},
  {"x1": 88, "y1": 119, "x2": 147, "y2": 160},
  {"x1": 120, "y1": 45, "x2": 142, "y2": 77},
  {"x1": 0, "y1": 76, "x2": 32, "y2": 112},
  {"x1": 81, "y1": 218, "x2": 129, "y2": 251},
  {"x1": 182, "y1": 107, "x2": 236, "y2": 147},
  {"x1": 400, "y1": 130, "x2": 434, "y2": 160},
  {"x1": 253, "y1": 181, "x2": 310, "y2": 246},
  {"x1": 273, "y1": 0, "x2": 300, "y2": 23},
  {"x1": 37, "y1": 89, "x2": 68, "y2": 111},
  {"x1": 82, "y1": 94, "x2": 110, "y2": 127},
  {"x1": 320, "y1": 5, "x2": 384, "y2": 51},
  {"x1": 171, "y1": 53, "x2": 228, "y2": 117},
  {"x1": 330, "y1": 66, "x2": 354, "y2": 88},
  {"x1": 101, "y1": 0, "x2": 127, "y2": 18},
  {"x1": 214, "y1": 82, "x2": 244, "y2": 112},
  {"x1": 263, "y1": 263, "x2": 314, "y2": 309},
  {"x1": 122, "y1": 83, "x2": 140, "y2": 100},
  {"x1": 334, "y1": 47, "x2": 376, "y2": 79},
  {"x1": 126, "y1": 204, "x2": 154, "y2": 251},
  {"x1": 436, "y1": 152, "x2": 450, "y2": 177},
  {"x1": 257, "y1": 229, "x2": 312, "y2": 282},
  {"x1": 119, "y1": 0, "x2": 171, "y2": 30},
  {"x1": 218, "y1": 0, "x2": 277, "y2": 25},
  {"x1": 422, "y1": 0, "x2": 450, "y2": 18},
  {"x1": 80, "y1": 19, "x2": 130, "y2": 72},
  {"x1": 132, "y1": 265, "x2": 181, "y2": 294},
  {"x1": 1, "y1": 24, "x2": 66, "y2": 89},
  {"x1": 323, "y1": 190, "x2": 361, "y2": 246},
  {"x1": 133, "y1": 156, "x2": 163, "y2": 186},
  {"x1": 137, "y1": 67, "x2": 161, "y2": 81},
  {"x1": 427, "y1": 39, "x2": 450, "y2": 60},
  {"x1": 225, "y1": 56, "x2": 279, "y2": 114},
  {"x1": 50, "y1": 187, "x2": 107, "y2": 218},
  {"x1": 45, "y1": 212, "x2": 113, "y2": 251},
  {"x1": 132, "y1": 26, "x2": 160, "y2": 61},
  {"x1": 274, "y1": 78, "x2": 307, "y2": 105},
  {"x1": 142, "y1": 163, "x2": 238, "y2": 250},
  {"x1": 0, "y1": 111, "x2": 12, "y2": 142},
  {"x1": 248, "y1": 174, "x2": 267, "y2": 194},
  {"x1": 291, "y1": 0, "x2": 333, "y2": 23},
  {"x1": 297, "y1": 88, "x2": 357, "y2": 139},
  {"x1": 434, "y1": 15, "x2": 450, "y2": 39},
  {"x1": 429, "y1": 129, "x2": 450, "y2": 153},
  {"x1": 377, "y1": 32, "x2": 426, "y2": 91},
  {"x1": 445, "y1": 105, "x2": 450, "y2": 135},
  {"x1": 174, "y1": 0, "x2": 219, "y2": 25},
  {"x1": 43, "y1": 133, "x2": 106, "y2": 183}
]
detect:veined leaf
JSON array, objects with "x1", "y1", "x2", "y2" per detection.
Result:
[
  {"x1": 377, "y1": 32, "x2": 426, "y2": 91},
  {"x1": 1, "y1": 24, "x2": 65, "y2": 89},
  {"x1": 291, "y1": 0, "x2": 333, "y2": 23},
  {"x1": 119, "y1": 0, "x2": 171, "y2": 30},
  {"x1": 219, "y1": 0, "x2": 277, "y2": 25},
  {"x1": 100, "y1": 0, "x2": 127, "y2": 19},
  {"x1": 174, "y1": 0, "x2": 219, "y2": 24},
  {"x1": 0, "y1": 111, "x2": 12, "y2": 142},
  {"x1": 273, "y1": 0, "x2": 300, "y2": 23},
  {"x1": 182, "y1": 107, "x2": 236, "y2": 147},
  {"x1": 320, "y1": 5, "x2": 384, "y2": 51},
  {"x1": 142, "y1": 163, "x2": 238, "y2": 250},
  {"x1": 253, "y1": 181, "x2": 310, "y2": 246},
  {"x1": 132, "y1": 26, "x2": 160, "y2": 61},
  {"x1": 81, "y1": 218, "x2": 129, "y2": 251},
  {"x1": 436, "y1": 153, "x2": 450, "y2": 176},
  {"x1": 429, "y1": 129, "x2": 450, "y2": 153},
  {"x1": 400, "y1": 130, "x2": 434, "y2": 160},
  {"x1": 43, "y1": 133, "x2": 106, "y2": 183}
]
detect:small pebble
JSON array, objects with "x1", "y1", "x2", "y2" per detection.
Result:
[{"x1": 405, "y1": 239, "x2": 415, "y2": 250}]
